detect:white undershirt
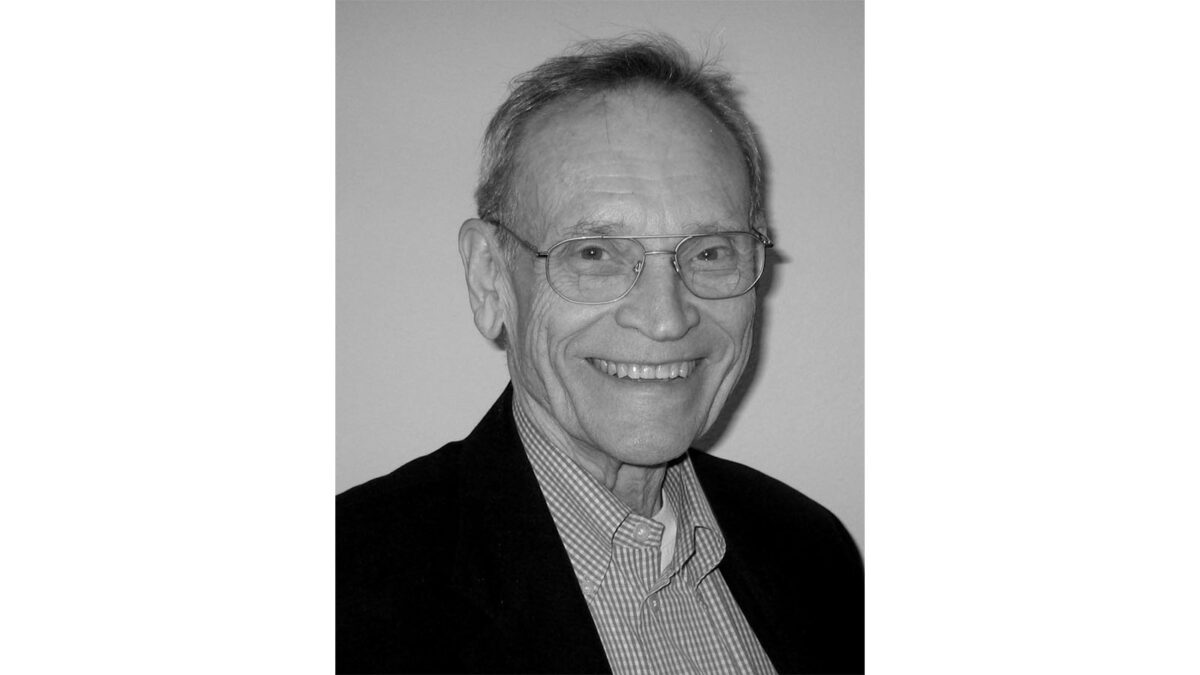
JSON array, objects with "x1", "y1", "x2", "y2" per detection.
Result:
[{"x1": 651, "y1": 493, "x2": 678, "y2": 575}]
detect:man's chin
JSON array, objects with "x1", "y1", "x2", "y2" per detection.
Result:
[
  {"x1": 579, "y1": 423, "x2": 699, "y2": 468},
  {"x1": 567, "y1": 386, "x2": 713, "y2": 462}
]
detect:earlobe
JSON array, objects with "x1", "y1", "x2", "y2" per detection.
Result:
[{"x1": 459, "y1": 219, "x2": 507, "y2": 341}]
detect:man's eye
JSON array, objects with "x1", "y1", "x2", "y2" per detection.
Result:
[
  {"x1": 697, "y1": 247, "x2": 726, "y2": 262},
  {"x1": 579, "y1": 246, "x2": 607, "y2": 261}
]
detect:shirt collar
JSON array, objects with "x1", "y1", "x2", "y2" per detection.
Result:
[{"x1": 513, "y1": 397, "x2": 727, "y2": 588}]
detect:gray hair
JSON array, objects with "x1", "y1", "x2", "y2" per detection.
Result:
[{"x1": 475, "y1": 33, "x2": 766, "y2": 235}]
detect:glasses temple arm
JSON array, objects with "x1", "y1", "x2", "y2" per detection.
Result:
[{"x1": 488, "y1": 220, "x2": 548, "y2": 256}]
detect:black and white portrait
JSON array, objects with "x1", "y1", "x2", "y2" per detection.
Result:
[{"x1": 337, "y1": 2, "x2": 863, "y2": 672}]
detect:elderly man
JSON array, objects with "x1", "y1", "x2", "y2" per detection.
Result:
[{"x1": 338, "y1": 35, "x2": 862, "y2": 674}]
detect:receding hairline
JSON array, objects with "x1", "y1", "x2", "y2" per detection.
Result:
[
  {"x1": 506, "y1": 85, "x2": 748, "y2": 234},
  {"x1": 519, "y1": 80, "x2": 741, "y2": 148},
  {"x1": 518, "y1": 83, "x2": 748, "y2": 196},
  {"x1": 475, "y1": 33, "x2": 767, "y2": 262}
]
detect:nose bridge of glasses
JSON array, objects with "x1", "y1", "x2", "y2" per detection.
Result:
[
  {"x1": 633, "y1": 248, "x2": 682, "y2": 276},
  {"x1": 624, "y1": 249, "x2": 689, "y2": 309}
]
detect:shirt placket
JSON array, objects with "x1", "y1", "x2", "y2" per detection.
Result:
[{"x1": 618, "y1": 513, "x2": 691, "y2": 673}]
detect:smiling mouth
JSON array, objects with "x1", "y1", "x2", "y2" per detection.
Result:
[{"x1": 587, "y1": 358, "x2": 697, "y2": 381}]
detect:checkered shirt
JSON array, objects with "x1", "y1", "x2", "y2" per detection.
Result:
[{"x1": 514, "y1": 400, "x2": 777, "y2": 674}]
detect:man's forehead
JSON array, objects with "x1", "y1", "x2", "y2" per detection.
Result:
[{"x1": 509, "y1": 87, "x2": 749, "y2": 241}]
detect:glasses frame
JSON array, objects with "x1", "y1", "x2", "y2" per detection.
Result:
[{"x1": 489, "y1": 221, "x2": 774, "y2": 305}]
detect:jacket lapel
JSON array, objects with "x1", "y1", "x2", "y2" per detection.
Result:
[
  {"x1": 694, "y1": 450, "x2": 864, "y2": 674},
  {"x1": 449, "y1": 386, "x2": 611, "y2": 673},
  {"x1": 718, "y1": 539, "x2": 802, "y2": 673},
  {"x1": 693, "y1": 451, "x2": 803, "y2": 673}
]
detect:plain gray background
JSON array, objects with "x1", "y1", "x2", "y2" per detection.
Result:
[{"x1": 337, "y1": 0, "x2": 863, "y2": 548}]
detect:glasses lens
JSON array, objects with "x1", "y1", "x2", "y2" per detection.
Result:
[
  {"x1": 546, "y1": 237, "x2": 644, "y2": 303},
  {"x1": 676, "y1": 233, "x2": 765, "y2": 299}
]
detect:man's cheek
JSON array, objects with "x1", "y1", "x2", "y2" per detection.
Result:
[{"x1": 527, "y1": 308, "x2": 568, "y2": 403}]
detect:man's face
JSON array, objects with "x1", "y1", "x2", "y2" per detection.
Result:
[{"x1": 502, "y1": 87, "x2": 758, "y2": 473}]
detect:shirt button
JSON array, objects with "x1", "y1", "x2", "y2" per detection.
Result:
[
  {"x1": 649, "y1": 598, "x2": 660, "y2": 612},
  {"x1": 635, "y1": 524, "x2": 650, "y2": 541}
]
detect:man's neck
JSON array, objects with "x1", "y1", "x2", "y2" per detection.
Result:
[
  {"x1": 608, "y1": 463, "x2": 666, "y2": 517},
  {"x1": 514, "y1": 390, "x2": 667, "y2": 517}
]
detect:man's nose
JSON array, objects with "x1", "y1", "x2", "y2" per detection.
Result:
[{"x1": 614, "y1": 253, "x2": 700, "y2": 341}]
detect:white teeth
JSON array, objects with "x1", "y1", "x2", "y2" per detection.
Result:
[{"x1": 590, "y1": 358, "x2": 696, "y2": 381}]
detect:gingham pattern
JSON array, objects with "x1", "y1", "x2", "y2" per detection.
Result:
[{"x1": 515, "y1": 401, "x2": 777, "y2": 674}]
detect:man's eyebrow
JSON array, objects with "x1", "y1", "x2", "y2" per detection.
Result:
[
  {"x1": 565, "y1": 220, "x2": 624, "y2": 237},
  {"x1": 686, "y1": 222, "x2": 728, "y2": 234},
  {"x1": 564, "y1": 220, "x2": 739, "y2": 237}
]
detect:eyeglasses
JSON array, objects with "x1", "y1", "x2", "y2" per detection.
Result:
[{"x1": 490, "y1": 221, "x2": 773, "y2": 304}]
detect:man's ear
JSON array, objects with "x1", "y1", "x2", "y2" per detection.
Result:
[{"x1": 459, "y1": 218, "x2": 509, "y2": 341}]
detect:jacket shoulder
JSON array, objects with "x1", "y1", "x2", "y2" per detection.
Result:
[
  {"x1": 337, "y1": 440, "x2": 471, "y2": 581},
  {"x1": 690, "y1": 450, "x2": 853, "y2": 542},
  {"x1": 337, "y1": 442, "x2": 469, "y2": 672},
  {"x1": 338, "y1": 442, "x2": 465, "y2": 520}
]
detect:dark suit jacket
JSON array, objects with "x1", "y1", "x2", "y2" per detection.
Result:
[{"x1": 337, "y1": 387, "x2": 863, "y2": 674}]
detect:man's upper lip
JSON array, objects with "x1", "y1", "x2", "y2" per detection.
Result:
[{"x1": 587, "y1": 356, "x2": 702, "y2": 364}]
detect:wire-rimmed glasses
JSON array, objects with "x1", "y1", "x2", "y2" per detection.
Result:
[{"x1": 490, "y1": 221, "x2": 773, "y2": 305}]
